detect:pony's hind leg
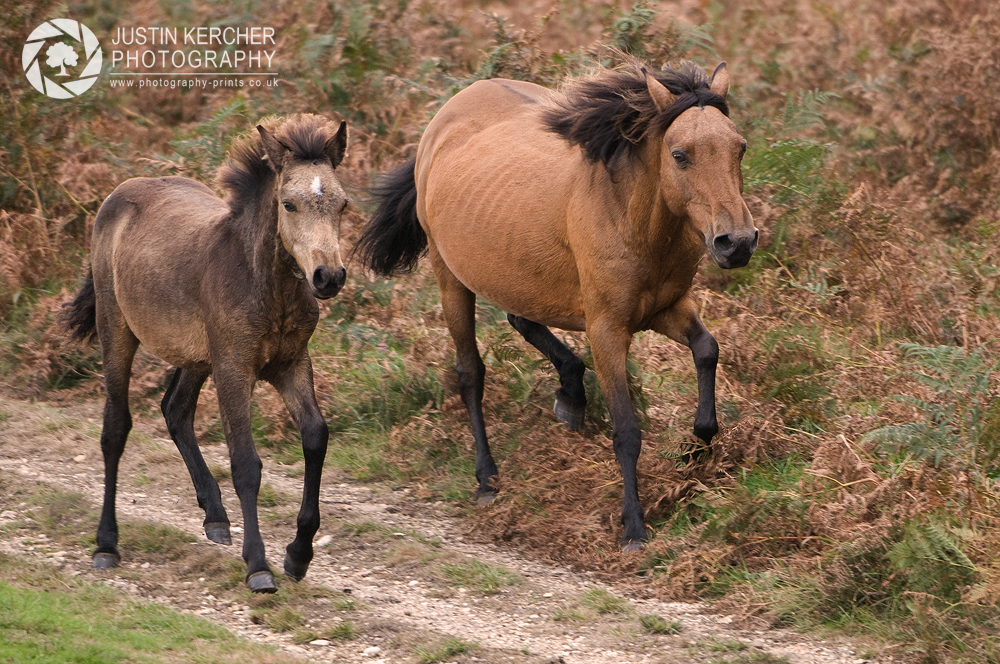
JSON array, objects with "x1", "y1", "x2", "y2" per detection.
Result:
[
  {"x1": 94, "y1": 311, "x2": 140, "y2": 570},
  {"x1": 271, "y1": 353, "x2": 328, "y2": 582},
  {"x1": 507, "y1": 314, "x2": 586, "y2": 431},
  {"x1": 433, "y1": 251, "x2": 499, "y2": 502},
  {"x1": 161, "y1": 368, "x2": 231, "y2": 544}
]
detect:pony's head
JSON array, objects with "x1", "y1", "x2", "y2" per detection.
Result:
[
  {"x1": 645, "y1": 63, "x2": 757, "y2": 269},
  {"x1": 257, "y1": 115, "x2": 349, "y2": 299},
  {"x1": 544, "y1": 61, "x2": 757, "y2": 269}
]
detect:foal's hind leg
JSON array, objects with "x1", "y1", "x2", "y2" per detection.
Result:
[
  {"x1": 271, "y1": 352, "x2": 328, "y2": 582},
  {"x1": 161, "y1": 368, "x2": 231, "y2": 544},
  {"x1": 508, "y1": 314, "x2": 586, "y2": 431},
  {"x1": 94, "y1": 307, "x2": 140, "y2": 570},
  {"x1": 432, "y1": 250, "x2": 499, "y2": 501}
]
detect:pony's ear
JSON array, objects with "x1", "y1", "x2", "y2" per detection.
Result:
[
  {"x1": 325, "y1": 121, "x2": 348, "y2": 169},
  {"x1": 642, "y1": 67, "x2": 675, "y2": 113},
  {"x1": 257, "y1": 125, "x2": 287, "y2": 172},
  {"x1": 710, "y1": 62, "x2": 730, "y2": 98}
]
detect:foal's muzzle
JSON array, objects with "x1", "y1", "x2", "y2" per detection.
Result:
[
  {"x1": 710, "y1": 229, "x2": 758, "y2": 269},
  {"x1": 312, "y1": 265, "x2": 347, "y2": 299}
]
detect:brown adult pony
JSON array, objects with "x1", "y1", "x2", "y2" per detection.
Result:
[
  {"x1": 355, "y1": 62, "x2": 756, "y2": 551},
  {"x1": 64, "y1": 114, "x2": 350, "y2": 591}
]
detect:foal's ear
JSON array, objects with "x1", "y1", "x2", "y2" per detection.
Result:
[
  {"x1": 325, "y1": 121, "x2": 348, "y2": 169},
  {"x1": 642, "y1": 67, "x2": 675, "y2": 113},
  {"x1": 257, "y1": 125, "x2": 287, "y2": 172},
  {"x1": 710, "y1": 62, "x2": 730, "y2": 98}
]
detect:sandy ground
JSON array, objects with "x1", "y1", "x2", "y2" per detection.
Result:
[{"x1": 0, "y1": 393, "x2": 884, "y2": 664}]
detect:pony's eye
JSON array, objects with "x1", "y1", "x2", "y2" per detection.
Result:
[
  {"x1": 739, "y1": 143, "x2": 747, "y2": 160},
  {"x1": 339, "y1": 199, "x2": 349, "y2": 214},
  {"x1": 282, "y1": 201, "x2": 296, "y2": 212},
  {"x1": 672, "y1": 150, "x2": 689, "y2": 167}
]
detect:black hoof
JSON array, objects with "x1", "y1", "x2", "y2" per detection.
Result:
[
  {"x1": 93, "y1": 551, "x2": 121, "y2": 570},
  {"x1": 204, "y1": 522, "x2": 232, "y2": 545},
  {"x1": 621, "y1": 539, "x2": 645, "y2": 554},
  {"x1": 247, "y1": 570, "x2": 277, "y2": 593},
  {"x1": 283, "y1": 553, "x2": 310, "y2": 582},
  {"x1": 554, "y1": 398, "x2": 585, "y2": 431},
  {"x1": 476, "y1": 489, "x2": 497, "y2": 505}
]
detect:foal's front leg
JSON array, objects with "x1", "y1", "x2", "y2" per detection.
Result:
[
  {"x1": 214, "y1": 365, "x2": 274, "y2": 592},
  {"x1": 271, "y1": 353, "x2": 329, "y2": 581}
]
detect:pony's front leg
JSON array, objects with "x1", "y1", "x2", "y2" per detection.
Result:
[
  {"x1": 214, "y1": 366, "x2": 274, "y2": 593},
  {"x1": 587, "y1": 318, "x2": 646, "y2": 551},
  {"x1": 649, "y1": 298, "x2": 719, "y2": 444},
  {"x1": 271, "y1": 354, "x2": 328, "y2": 582}
]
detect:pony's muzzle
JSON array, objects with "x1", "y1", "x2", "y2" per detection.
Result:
[
  {"x1": 312, "y1": 265, "x2": 346, "y2": 299},
  {"x1": 711, "y1": 229, "x2": 758, "y2": 269}
]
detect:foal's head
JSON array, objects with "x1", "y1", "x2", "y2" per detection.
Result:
[
  {"x1": 257, "y1": 115, "x2": 350, "y2": 299},
  {"x1": 644, "y1": 64, "x2": 757, "y2": 269}
]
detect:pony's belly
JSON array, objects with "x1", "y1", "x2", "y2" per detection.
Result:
[
  {"x1": 126, "y1": 314, "x2": 213, "y2": 369},
  {"x1": 441, "y1": 255, "x2": 587, "y2": 331}
]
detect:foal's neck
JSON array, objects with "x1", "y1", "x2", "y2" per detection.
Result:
[{"x1": 239, "y1": 186, "x2": 301, "y2": 294}]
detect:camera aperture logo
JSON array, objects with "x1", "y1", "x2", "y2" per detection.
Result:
[{"x1": 22, "y1": 19, "x2": 103, "y2": 98}]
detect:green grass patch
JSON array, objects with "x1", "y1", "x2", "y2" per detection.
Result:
[
  {"x1": 265, "y1": 607, "x2": 304, "y2": 633},
  {"x1": 256, "y1": 483, "x2": 288, "y2": 508},
  {"x1": 415, "y1": 636, "x2": 478, "y2": 663},
  {"x1": 438, "y1": 558, "x2": 521, "y2": 594},
  {"x1": 639, "y1": 614, "x2": 682, "y2": 634},
  {"x1": 0, "y1": 553, "x2": 291, "y2": 663},
  {"x1": 581, "y1": 587, "x2": 630, "y2": 615},
  {"x1": 293, "y1": 620, "x2": 357, "y2": 644},
  {"x1": 119, "y1": 520, "x2": 197, "y2": 559}
]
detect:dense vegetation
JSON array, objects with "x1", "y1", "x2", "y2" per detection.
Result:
[{"x1": 3, "y1": 0, "x2": 1000, "y2": 661}]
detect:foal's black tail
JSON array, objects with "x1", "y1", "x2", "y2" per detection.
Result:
[
  {"x1": 64, "y1": 268, "x2": 98, "y2": 343},
  {"x1": 354, "y1": 157, "x2": 427, "y2": 276}
]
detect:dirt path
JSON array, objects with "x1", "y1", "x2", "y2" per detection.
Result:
[{"x1": 0, "y1": 394, "x2": 875, "y2": 664}]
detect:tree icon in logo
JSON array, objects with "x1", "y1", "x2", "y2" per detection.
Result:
[
  {"x1": 46, "y1": 42, "x2": 79, "y2": 76},
  {"x1": 21, "y1": 19, "x2": 101, "y2": 98}
]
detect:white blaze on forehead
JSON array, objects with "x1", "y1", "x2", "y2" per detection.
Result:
[{"x1": 311, "y1": 176, "x2": 323, "y2": 197}]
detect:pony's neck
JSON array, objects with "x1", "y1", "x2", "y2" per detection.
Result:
[{"x1": 620, "y1": 138, "x2": 689, "y2": 252}]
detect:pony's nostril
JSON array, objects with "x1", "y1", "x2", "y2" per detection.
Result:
[
  {"x1": 313, "y1": 267, "x2": 331, "y2": 290},
  {"x1": 713, "y1": 234, "x2": 735, "y2": 254},
  {"x1": 333, "y1": 266, "x2": 346, "y2": 287}
]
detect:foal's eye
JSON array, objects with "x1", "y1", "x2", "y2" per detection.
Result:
[
  {"x1": 282, "y1": 201, "x2": 296, "y2": 212},
  {"x1": 739, "y1": 143, "x2": 747, "y2": 160},
  {"x1": 672, "y1": 150, "x2": 689, "y2": 167},
  {"x1": 339, "y1": 199, "x2": 349, "y2": 214}
]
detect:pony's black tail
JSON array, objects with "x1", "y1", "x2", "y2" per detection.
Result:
[
  {"x1": 63, "y1": 268, "x2": 98, "y2": 343},
  {"x1": 354, "y1": 157, "x2": 427, "y2": 276}
]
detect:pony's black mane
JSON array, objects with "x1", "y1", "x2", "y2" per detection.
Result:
[
  {"x1": 543, "y1": 61, "x2": 729, "y2": 171},
  {"x1": 217, "y1": 113, "x2": 341, "y2": 214}
]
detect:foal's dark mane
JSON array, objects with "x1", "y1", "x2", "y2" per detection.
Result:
[
  {"x1": 216, "y1": 113, "x2": 342, "y2": 215},
  {"x1": 543, "y1": 61, "x2": 729, "y2": 171}
]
